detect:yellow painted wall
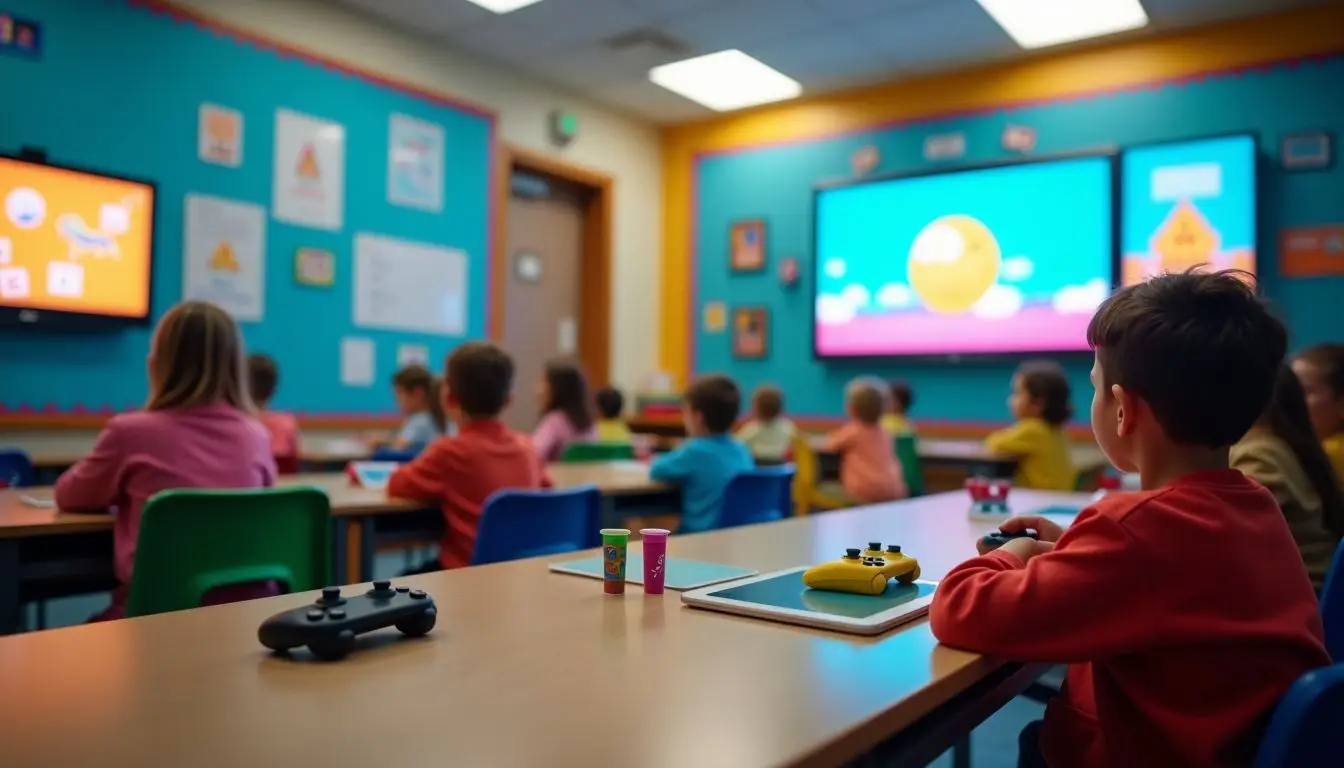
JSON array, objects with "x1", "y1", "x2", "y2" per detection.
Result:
[{"x1": 658, "y1": 3, "x2": 1344, "y2": 387}]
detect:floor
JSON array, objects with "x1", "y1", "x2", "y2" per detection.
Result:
[{"x1": 28, "y1": 550, "x2": 1039, "y2": 768}]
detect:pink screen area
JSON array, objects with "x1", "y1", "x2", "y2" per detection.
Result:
[{"x1": 815, "y1": 305, "x2": 1092, "y2": 356}]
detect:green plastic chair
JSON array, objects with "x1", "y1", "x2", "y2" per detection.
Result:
[
  {"x1": 561, "y1": 442, "x2": 636, "y2": 462},
  {"x1": 895, "y1": 433, "x2": 926, "y2": 498},
  {"x1": 126, "y1": 486, "x2": 332, "y2": 618}
]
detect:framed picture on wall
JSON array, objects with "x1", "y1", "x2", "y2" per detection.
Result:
[
  {"x1": 732, "y1": 306, "x2": 769, "y2": 359},
  {"x1": 729, "y1": 219, "x2": 767, "y2": 272},
  {"x1": 1281, "y1": 132, "x2": 1332, "y2": 171}
]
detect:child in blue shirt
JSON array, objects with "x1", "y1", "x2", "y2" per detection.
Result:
[{"x1": 650, "y1": 374, "x2": 754, "y2": 532}]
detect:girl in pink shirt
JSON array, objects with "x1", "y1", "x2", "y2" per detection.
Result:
[
  {"x1": 824, "y1": 378, "x2": 908, "y2": 504},
  {"x1": 54, "y1": 301, "x2": 277, "y2": 619},
  {"x1": 248, "y1": 353, "x2": 301, "y2": 470},
  {"x1": 532, "y1": 360, "x2": 598, "y2": 461}
]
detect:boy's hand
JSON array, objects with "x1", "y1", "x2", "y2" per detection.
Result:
[
  {"x1": 1000, "y1": 515, "x2": 1065, "y2": 543},
  {"x1": 997, "y1": 536, "x2": 1054, "y2": 562}
]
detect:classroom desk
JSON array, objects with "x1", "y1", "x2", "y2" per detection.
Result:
[
  {"x1": 22, "y1": 436, "x2": 371, "y2": 476},
  {"x1": 0, "y1": 489, "x2": 1088, "y2": 768},
  {"x1": 0, "y1": 463, "x2": 676, "y2": 635}
]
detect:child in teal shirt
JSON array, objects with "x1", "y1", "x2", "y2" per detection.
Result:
[{"x1": 650, "y1": 375, "x2": 753, "y2": 532}]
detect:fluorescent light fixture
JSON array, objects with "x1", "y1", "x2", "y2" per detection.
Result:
[
  {"x1": 649, "y1": 50, "x2": 802, "y2": 112},
  {"x1": 464, "y1": 0, "x2": 544, "y2": 14},
  {"x1": 976, "y1": 0, "x2": 1149, "y2": 49}
]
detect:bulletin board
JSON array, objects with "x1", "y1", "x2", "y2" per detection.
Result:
[{"x1": 0, "y1": 0, "x2": 494, "y2": 417}]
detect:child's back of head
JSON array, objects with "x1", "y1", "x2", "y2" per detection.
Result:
[
  {"x1": 1087, "y1": 269, "x2": 1287, "y2": 474},
  {"x1": 595, "y1": 386, "x2": 624, "y2": 420},
  {"x1": 846, "y1": 378, "x2": 887, "y2": 426},
  {"x1": 685, "y1": 375, "x2": 741, "y2": 435},
  {"x1": 888, "y1": 380, "x2": 913, "y2": 415},
  {"x1": 148, "y1": 300, "x2": 253, "y2": 413},
  {"x1": 751, "y1": 385, "x2": 785, "y2": 424},
  {"x1": 446, "y1": 342, "x2": 514, "y2": 421},
  {"x1": 1293, "y1": 343, "x2": 1344, "y2": 441},
  {"x1": 542, "y1": 359, "x2": 594, "y2": 432},
  {"x1": 247, "y1": 353, "x2": 279, "y2": 408}
]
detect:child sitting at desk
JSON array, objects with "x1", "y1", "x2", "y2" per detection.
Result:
[
  {"x1": 983, "y1": 360, "x2": 1077, "y2": 490},
  {"x1": 735, "y1": 385, "x2": 796, "y2": 463},
  {"x1": 594, "y1": 386, "x2": 632, "y2": 443},
  {"x1": 387, "y1": 342, "x2": 551, "y2": 572},
  {"x1": 1292, "y1": 343, "x2": 1344, "y2": 481},
  {"x1": 881, "y1": 380, "x2": 914, "y2": 435},
  {"x1": 248, "y1": 353, "x2": 300, "y2": 470},
  {"x1": 822, "y1": 378, "x2": 907, "y2": 504},
  {"x1": 54, "y1": 301, "x2": 276, "y2": 619},
  {"x1": 532, "y1": 360, "x2": 598, "y2": 461},
  {"x1": 369, "y1": 365, "x2": 448, "y2": 453},
  {"x1": 649, "y1": 375, "x2": 753, "y2": 532},
  {"x1": 931, "y1": 271, "x2": 1329, "y2": 768}
]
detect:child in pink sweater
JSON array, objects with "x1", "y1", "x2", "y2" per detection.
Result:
[{"x1": 54, "y1": 301, "x2": 276, "y2": 619}]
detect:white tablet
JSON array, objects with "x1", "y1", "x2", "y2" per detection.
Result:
[
  {"x1": 349, "y1": 461, "x2": 401, "y2": 491},
  {"x1": 681, "y1": 567, "x2": 938, "y2": 636}
]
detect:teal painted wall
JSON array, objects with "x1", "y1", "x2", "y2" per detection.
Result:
[
  {"x1": 693, "y1": 56, "x2": 1344, "y2": 423},
  {"x1": 0, "y1": 0, "x2": 493, "y2": 415}
]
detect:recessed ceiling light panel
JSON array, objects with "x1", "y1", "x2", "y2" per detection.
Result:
[
  {"x1": 649, "y1": 50, "x2": 802, "y2": 112},
  {"x1": 465, "y1": 0, "x2": 545, "y2": 14},
  {"x1": 976, "y1": 0, "x2": 1149, "y2": 49}
]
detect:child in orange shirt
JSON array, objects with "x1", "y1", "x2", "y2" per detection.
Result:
[
  {"x1": 387, "y1": 342, "x2": 551, "y2": 572},
  {"x1": 823, "y1": 378, "x2": 907, "y2": 504},
  {"x1": 931, "y1": 271, "x2": 1329, "y2": 768},
  {"x1": 248, "y1": 353, "x2": 300, "y2": 470}
]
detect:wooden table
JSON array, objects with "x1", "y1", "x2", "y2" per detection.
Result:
[
  {"x1": 23, "y1": 437, "x2": 372, "y2": 474},
  {"x1": 0, "y1": 463, "x2": 675, "y2": 634},
  {"x1": 0, "y1": 490, "x2": 1088, "y2": 768}
]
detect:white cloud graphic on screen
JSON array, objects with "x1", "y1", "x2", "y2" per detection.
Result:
[
  {"x1": 1052, "y1": 279, "x2": 1109, "y2": 315},
  {"x1": 909, "y1": 222, "x2": 964, "y2": 264},
  {"x1": 970, "y1": 284, "x2": 1022, "y2": 320},
  {"x1": 877, "y1": 282, "x2": 913, "y2": 308},
  {"x1": 840, "y1": 284, "x2": 870, "y2": 308},
  {"x1": 823, "y1": 258, "x2": 847, "y2": 279},
  {"x1": 1001, "y1": 256, "x2": 1035, "y2": 282},
  {"x1": 817, "y1": 295, "x2": 856, "y2": 325}
]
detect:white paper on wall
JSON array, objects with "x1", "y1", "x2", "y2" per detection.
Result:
[
  {"x1": 273, "y1": 109, "x2": 345, "y2": 231},
  {"x1": 340, "y1": 336, "x2": 375, "y2": 387},
  {"x1": 353, "y1": 233, "x2": 467, "y2": 336},
  {"x1": 183, "y1": 194, "x2": 266, "y2": 321},
  {"x1": 387, "y1": 113, "x2": 445, "y2": 212}
]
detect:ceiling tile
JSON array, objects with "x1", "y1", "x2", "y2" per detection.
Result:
[
  {"x1": 334, "y1": 0, "x2": 495, "y2": 34},
  {"x1": 594, "y1": 81, "x2": 717, "y2": 122},
  {"x1": 853, "y1": 0, "x2": 1017, "y2": 70},
  {"x1": 662, "y1": 0, "x2": 838, "y2": 53},
  {"x1": 805, "y1": 0, "x2": 944, "y2": 24},
  {"x1": 510, "y1": 45, "x2": 645, "y2": 91},
  {"x1": 746, "y1": 30, "x2": 888, "y2": 86},
  {"x1": 440, "y1": 0, "x2": 653, "y2": 60},
  {"x1": 620, "y1": 0, "x2": 724, "y2": 21}
]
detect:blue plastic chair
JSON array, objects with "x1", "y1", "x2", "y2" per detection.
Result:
[
  {"x1": 719, "y1": 465, "x2": 796, "y2": 529},
  {"x1": 0, "y1": 448, "x2": 34, "y2": 488},
  {"x1": 1321, "y1": 541, "x2": 1344, "y2": 661},
  {"x1": 371, "y1": 447, "x2": 420, "y2": 463},
  {"x1": 1253, "y1": 664, "x2": 1344, "y2": 768},
  {"x1": 471, "y1": 485, "x2": 602, "y2": 565}
]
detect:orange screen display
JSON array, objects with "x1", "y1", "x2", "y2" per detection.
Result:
[{"x1": 0, "y1": 158, "x2": 154, "y2": 318}]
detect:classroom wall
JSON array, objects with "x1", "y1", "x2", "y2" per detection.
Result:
[
  {"x1": 172, "y1": 0, "x2": 663, "y2": 398},
  {"x1": 660, "y1": 5, "x2": 1344, "y2": 425}
]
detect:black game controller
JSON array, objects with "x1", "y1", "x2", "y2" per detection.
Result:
[
  {"x1": 258, "y1": 581, "x2": 436, "y2": 661},
  {"x1": 979, "y1": 530, "x2": 1039, "y2": 551}
]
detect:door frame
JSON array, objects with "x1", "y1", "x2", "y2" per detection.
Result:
[{"x1": 491, "y1": 145, "x2": 614, "y2": 386}]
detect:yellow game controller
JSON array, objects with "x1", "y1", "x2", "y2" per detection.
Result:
[{"x1": 803, "y1": 545, "x2": 922, "y2": 596}]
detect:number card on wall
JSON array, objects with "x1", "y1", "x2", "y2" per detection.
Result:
[{"x1": 353, "y1": 233, "x2": 466, "y2": 335}]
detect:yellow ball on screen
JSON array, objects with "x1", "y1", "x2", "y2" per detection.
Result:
[{"x1": 907, "y1": 215, "x2": 1001, "y2": 314}]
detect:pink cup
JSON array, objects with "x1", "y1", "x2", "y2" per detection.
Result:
[{"x1": 640, "y1": 528, "x2": 670, "y2": 594}]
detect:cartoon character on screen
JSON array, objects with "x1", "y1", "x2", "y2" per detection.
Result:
[
  {"x1": 1151, "y1": 199, "x2": 1219, "y2": 275},
  {"x1": 907, "y1": 214, "x2": 1005, "y2": 316},
  {"x1": 55, "y1": 192, "x2": 143, "y2": 262}
]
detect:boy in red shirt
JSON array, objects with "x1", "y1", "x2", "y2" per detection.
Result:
[
  {"x1": 931, "y1": 270, "x2": 1329, "y2": 768},
  {"x1": 388, "y1": 342, "x2": 551, "y2": 571}
]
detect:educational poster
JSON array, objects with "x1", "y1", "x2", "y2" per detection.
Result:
[
  {"x1": 702, "y1": 301, "x2": 727, "y2": 333},
  {"x1": 183, "y1": 194, "x2": 266, "y2": 321},
  {"x1": 732, "y1": 306, "x2": 768, "y2": 359},
  {"x1": 397, "y1": 343, "x2": 429, "y2": 367},
  {"x1": 198, "y1": 103, "x2": 243, "y2": 168},
  {"x1": 387, "y1": 113, "x2": 444, "y2": 212},
  {"x1": 1121, "y1": 134, "x2": 1256, "y2": 286},
  {"x1": 340, "y1": 337, "x2": 375, "y2": 386},
  {"x1": 272, "y1": 109, "x2": 345, "y2": 231},
  {"x1": 1279, "y1": 225, "x2": 1344, "y2": 277},
  {"x1": 353, "y1": 233, "x2": 467, "y2": 336}
]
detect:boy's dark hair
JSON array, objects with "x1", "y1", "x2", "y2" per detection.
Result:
[
  {"x1": 848, "y1": 378, "x2": 887, "y2": 425},
  {"x1": 1297, "y1": 343, "x2": 1344, "y2": 398},
  {"x1": 889, "y1": 380, "x2": 913, "y2": 413},
  {"x1": 685, "y1": 374, "x2": 741, "y2": 434},
  {"x1": 445, "y1": 342, "x2": 514, "y2": 419},
  {"x1": 1017, "y1": 361, "x2": 1073, "y2": 427},
  {"x1": 1086, "y1": 269, "x2": 1287, "y2": 448},
  {"x1": 595, "y1": 386, "x2": 624, "y2": 419},
  {"x1": 247, "y1": 353, "x2": 279, "y2": 404},
  {"x1": 543, "y1": 359, "x2": 594, "y2": 432},
  {"x1": 753, "y1": 385, "x2": 784, "y2": 421}
]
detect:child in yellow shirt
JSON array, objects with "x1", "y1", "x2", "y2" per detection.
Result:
[
  {"x1": 1292, "y1": 344, "x2": 1344, "y2": 482},
  {"x1": 881, "y1": 380, "x2": 915, "y2": 435},
  {"x1": 594, "y1": 387, "x2": 632, "y2": 443},
  {"x1": 984, "y1": 360, "x2": 1076, "y2": 490}
]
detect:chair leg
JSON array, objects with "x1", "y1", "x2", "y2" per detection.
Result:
[{"x1": 952, "y1": 735, "x2": 972, "y2": 768}]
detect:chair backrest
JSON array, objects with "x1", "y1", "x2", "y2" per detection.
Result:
[
  {"x1": 789, "y1": 435, "x2": 820, "y2": 517},
  {"x1": 894, "y1": 434, "x2": 925, "y2": 498},
  {"x1": 720, "y1": 465, "x2": 796, "y2": 529},
  {"x1": 371, "y1": 446, "x2": 420, "y2": 463},
  {"x1": 561, "y1": 442, "x2": 635, "y2": 463},
  {"x1": 0, "y1": 448, "x2": 35, "y2": 489},
  {"x1": 1253, "y1": 664, "x2": 1344, "y2": 768},
  {"x1": 473, "y1": 485, "x2": 602, "y2": 565},
  {"x1": 126, "y1": 487, "x2": 331, "y2": 618},
  {"x1": 1322, "y1": 541, "x2": 1344, "y2": 661}
]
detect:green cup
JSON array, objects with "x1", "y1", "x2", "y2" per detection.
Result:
[{"x1": 601, "y1": 528, "x2": 631, "y2": 595}]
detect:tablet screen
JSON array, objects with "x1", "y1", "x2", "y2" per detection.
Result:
[{"x1": 707, "y1": 569, "x2": 936, "y2": 620}]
